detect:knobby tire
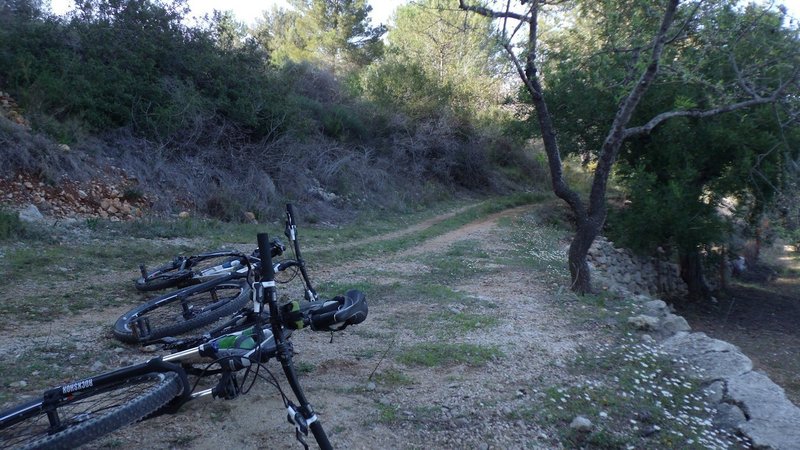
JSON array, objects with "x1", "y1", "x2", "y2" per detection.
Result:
[
  {"x1": 0, "y1": 372, "x2": 182, "y2": 450},
  {"x1": 113, "y1": 281, "x2": 250, "y2": 344}
]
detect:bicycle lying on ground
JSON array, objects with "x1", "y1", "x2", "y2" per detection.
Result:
[
  {"x1": 135, "y1": 204, "x2": 312, "y2": 294},
  {"x1": 0, "y1": 232, "x2": 368, "y2": 450},
  {"x1": 114, "y1": 204, "x2": 319, "y2": 345}
]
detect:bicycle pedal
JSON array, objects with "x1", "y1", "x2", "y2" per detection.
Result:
[{"x1": 132, "y1": 316, "x2": 152, "y2": 340}]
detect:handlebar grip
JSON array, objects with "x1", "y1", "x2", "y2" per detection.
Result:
[
  {"x1": 257, "y1": 233, "x2": 275, "y2": 281},
  {"x1": 286, "y1": 203, "x2": 296, "y2": 227}
]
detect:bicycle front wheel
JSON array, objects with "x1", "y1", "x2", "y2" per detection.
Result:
[
  {"x1": 114, "y1": 280, "x2": 251, "y2": 344},
  {"x1": 0, "y1": 371, "x2": 182, "y2": 450}
]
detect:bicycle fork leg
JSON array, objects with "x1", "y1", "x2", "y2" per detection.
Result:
[{"x1": 278, "y1": 345, "x2": 332, "y2": 450}]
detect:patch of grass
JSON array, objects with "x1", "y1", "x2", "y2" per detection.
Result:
[
  {"x1": 374, "y1": 369, "x2": 415, "y2": 387},
  {"x1": 411, "y1": 239, "x2": 496, "y2": 283},
  {"x1": 102, "y1": 217, "x2": 266, "y2": 244},
  {"x1": 425, "y1": 311, "x2": 499, "y2": 337},
  {"x1": 309, "y1": 194, "x2": 543, "y2": 265},
  {"x1": 0, "y1": 238, "x2": 183, "y2": 285},
  {"x1": 397, "y1": 284, "x2": 462, "y2": 303},
  {"x1": 301, "y1": 198, "x2": 481, "y2": 246},
  {"x1": 376, "y1": 403, "x2": 400, "y2": 423},
  {"x1": 295, "y1": 361, "x2": 316, "y2": 375},
  {"x1": 315, "y1": 280, "x2": 395, "y2": 301},
  {"x1": 0, "y1": 279, "x2": 133, "y2": 323},
  {"x1": 396, "y1": 342, "x2": 503, "y2": 367},
  {"x1": 390, "y1": 283, "x2": 495, "y2": 309},
  {"x1": 0, "y1": 208, "x2": 24, "y2": 240},
  {"x1": 353, "y1": 348, "x2": 379, "y2": 359},
  {"x1": 0, "y1": 208, "x2": 51, "y2": 241},
  {"x1": 497, "y1": 214, "x2": 570, "y2": 285},
  {"x1": 0, "y1": 245, "x2": 70, "y2": 281},
  {"x1": 0, "y1": 341, "x2": 105, "y2": 403}
]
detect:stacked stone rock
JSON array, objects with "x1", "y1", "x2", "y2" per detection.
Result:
[
  {"x1": 0, "y1": 91, "x2": 29, "y2": 127},
  {"x1": 587, "y1": 236, "x2": 688, "y2": 297},
  {"x1": 3, "y1": 174, "x2": 144, "y2": 222}
]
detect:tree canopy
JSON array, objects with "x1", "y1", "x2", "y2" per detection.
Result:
[
  {"x1": 460, "y1": 0, "x2": 799, "y2": 297},
  {"x1": 254, "y1": 0, "x2": 385, "y2": 73},
  {"x1": 361, "y1": 0, "x2": 506, "y2": 120}
]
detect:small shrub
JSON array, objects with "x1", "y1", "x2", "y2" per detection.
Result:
[
  {"x1": 204, "y1": 190, "x2": 245, "y2": 223},
  {"x1": 0, "y1": 209, "x2": 23, "y2": 240},
  {"x1": 121, "y1": 187, "x2": 144, "y2": 202}
]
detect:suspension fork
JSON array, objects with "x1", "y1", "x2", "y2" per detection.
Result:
[{"x1": 257, "y1": 232, "x2": 331, "y2": 450}]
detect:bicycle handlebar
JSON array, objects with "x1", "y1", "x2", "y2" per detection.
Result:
[
  {"x1": 257, "y1": 233, "x2": 275, "y2": 281},
  {"x1": 306, "y1": 290, "x2": 368, "y2": 332}
]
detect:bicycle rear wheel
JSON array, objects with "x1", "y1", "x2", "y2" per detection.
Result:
[
  {"x1": 135, "y1": 253, "x2": 242, "y2": 292},
  {"x1": 135, "y1": 266, "x2": 194, "y2": 292},
  {"x1": 114, "y1": 280, "x2": 251, "y2": 344},
  {"x1": 0, "y1": 372, "x2": 182, "y2": 450}
]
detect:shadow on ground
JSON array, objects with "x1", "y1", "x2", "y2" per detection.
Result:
[{"x1": 679, "y1": 249, "x2": 800, "y2": 405}]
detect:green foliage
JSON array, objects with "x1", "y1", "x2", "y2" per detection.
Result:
[
  {"x1": 396, "y1": 342, "x2": 502, "y2": 367},
  {"x1": 0, "y1": 0, "x2": 292, "y2": 142},
  {"x1": 254, "y1": 0, "x2": 384, "y2": 73},
  {"x1": 543, "y1": 0, "x2": 799, "y2": 258},
  {"x1": 361, "y1": 60, "x2": 453, "y2": 120},
  {"x1": 0, "y1": 208, "x2": 24, "y2": 240},
  {"x1": 360, "y1": 0, "x2": 504, "y2": 121}
]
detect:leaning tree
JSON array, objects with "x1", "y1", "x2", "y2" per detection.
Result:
[{"x1": 459, "y1": 0, "x2": 799, "y2": 294}]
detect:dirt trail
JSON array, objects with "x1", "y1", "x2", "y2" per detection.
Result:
[
  {"x1": 3, "y1": 204, "x2": 594, "y2": 449},
  {"x1": 306, "y1": 204, "x2": 476, "y2": 253},
  {"x1": 188, "y1": 202, "x2": 587, "y2": 449}
]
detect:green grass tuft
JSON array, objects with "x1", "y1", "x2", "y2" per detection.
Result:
[{"x1": 396, "y1": 342, "x2": 503, "y2": 367}]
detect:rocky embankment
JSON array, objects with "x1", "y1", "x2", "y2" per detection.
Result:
[
  {"x1": 0, "y1": 173, "x2": 146, "y2": 222},
  {"x1": 590, "y1": 235, "x2": 800, "y2": 449}
]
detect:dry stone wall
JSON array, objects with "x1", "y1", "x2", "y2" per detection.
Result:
[
  {"x1": 587, "y1": 236, "x2": 689, "y2": 298},
  {"x1": 624, "y1": 295, "x2": 800, "y2": 449}
]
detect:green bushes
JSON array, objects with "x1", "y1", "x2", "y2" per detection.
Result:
[
  {"x1": 0, "y1": 209, "x2": 23, "y2": 240},
  {"x1": 0, "y1": 0, "x2": 291, "y2": 144}
]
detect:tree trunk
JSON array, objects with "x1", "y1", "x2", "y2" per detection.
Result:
[
  {"x1": 568, "y1": 217, "x2": 604, "y2": 294},
  {"x1": 679, "y1": 249, "x2": 711, "y2": 301},
  {"x1": 458, "y1": 0, "x2": 681, "y2": 296}
]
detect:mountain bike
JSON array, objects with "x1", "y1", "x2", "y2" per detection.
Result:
[
  {"x1": 0, "y1": 233, "x2": 367, "y2": 450},
  {"x1": 135, "y1": 204, "x2": 317, "y2": 297},
  {"x1": 114, "y1": 204, "x2": 320, "y2": 345},
  {"x1": 134, "y1": 246, "x2": 275, "y2": 292}
]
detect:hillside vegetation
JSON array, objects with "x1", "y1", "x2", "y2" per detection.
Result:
[
  {"x1": 0, "y1": 0, "x2": 541, "y2": 222},
  {"x1": 1, "y1": 0, "x2": 798, "y2": 300}
]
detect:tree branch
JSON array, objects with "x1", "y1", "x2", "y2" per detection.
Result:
[
  {"x1": 623, "y1": 72, "x2": 799, "y2": 138},
  {"x1": 457, "y1": 0, "x2": 532, "y2": 22},
  {"x1": 459, "y1": 0, "x2": 585, "y2": 220},
  {"x1": 589, "y1": 0, "x2": 680, "y2": 218}
]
